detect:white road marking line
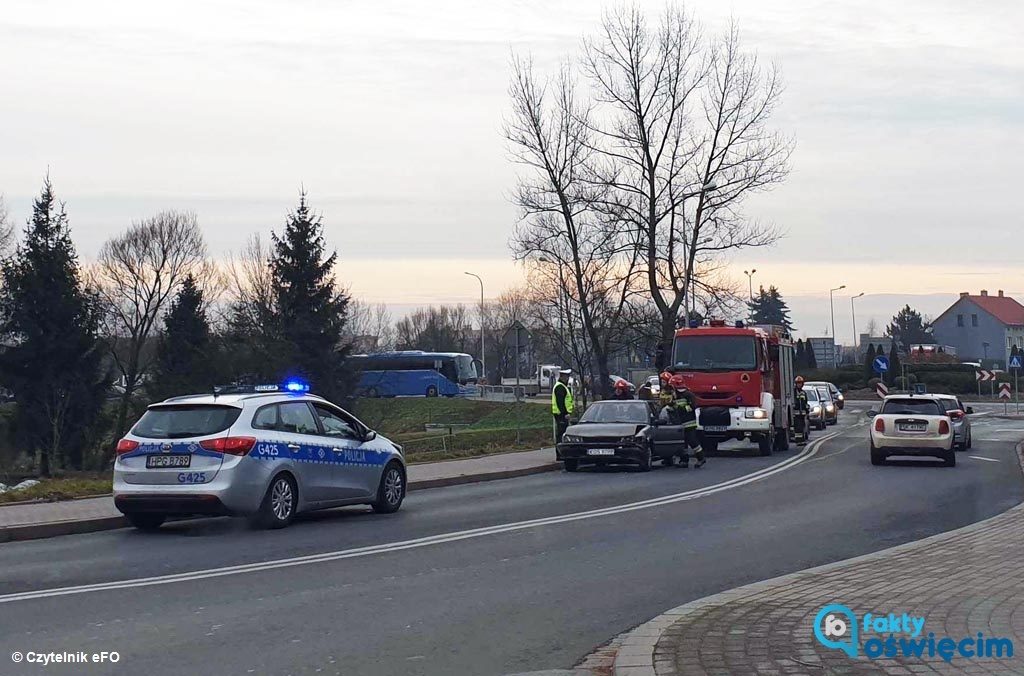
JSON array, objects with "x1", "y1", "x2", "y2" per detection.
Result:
[
  {"x1": 0, "y1": 432, "x2": 842, "y2": 604},
  {"x1": 968, "y1": 456, "x2": 1000, "y2": 462}
]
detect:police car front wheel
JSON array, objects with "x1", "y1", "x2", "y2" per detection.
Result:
[
  {"x1": 251, "y1": 473, "x2": 297, "y2": 529},
  {"x1": 372, "y1": 463, "x2": 406, "y2": 514}
]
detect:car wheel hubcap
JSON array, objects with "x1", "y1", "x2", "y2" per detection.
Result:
[
  {"x1": 272, "y1": 480, "x2": 293, "y2": 520},
  {"x1": 384, "y1": 468, "x2": 403, "y2": 505}
]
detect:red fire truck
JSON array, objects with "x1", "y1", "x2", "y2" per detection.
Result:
[{"x1": 669, "y1": 320, "x2": 796, "y2": 455}]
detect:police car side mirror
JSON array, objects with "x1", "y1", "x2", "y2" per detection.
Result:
[
  {"x1": 363, "y1": 429, "x2": 377, "y2": 442},
  {"x1": 965, "y1": 407, "x2": 974, "y2": 415}
]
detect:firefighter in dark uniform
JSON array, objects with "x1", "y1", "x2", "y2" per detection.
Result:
[
  {"x1": 794, "y1": 375, "x2": 811, "y2": 444},
  {"x1": 659, "y1": 374, "x2": 705, "y2": 468},
  {"x1": 551, "y1": 369, "x2": 574, "y2": 443}
]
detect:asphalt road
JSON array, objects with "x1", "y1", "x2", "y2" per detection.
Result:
[{"x1": 0, "y1": 405, "x2": 1021, "y2": 676}]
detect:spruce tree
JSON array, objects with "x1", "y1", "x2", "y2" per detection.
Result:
[
  {"x1": 806, "y1": 341, "x2": 818, "y2": 369},
  {"x1": 0, "y1": 177, "x2": 109, "y2": 474},
  {"x1": 888, "y1": 342, "x2": 901, "y2": 386},
  {"x1": 268, "y1": 191, "x2": 352, "y2": 399},
  {"x1": 795, "y1": 339, "x2": 806, "y2": 369},
  {"x1": 148, "y1": 274, "x2": 215, "y2": 401},
  {"x1": 864, "y1": 343, "x2": 876, "y2": 378},
  {"x1": 886, "y1": 305, "x2": 933, "y2": 353},
  {"x1": 748, "y1": 285, "x2": 794, "y2": 331}
]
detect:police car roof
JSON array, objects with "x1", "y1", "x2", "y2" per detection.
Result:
[{"x1": 152, "y1": 392, "x2": 326, "y2": 408}]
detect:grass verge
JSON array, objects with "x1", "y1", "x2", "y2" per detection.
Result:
[
  {"x1": 1, "y1": 399, "x2": 554, "y2": 503},
  {"x1": 0, "y1": 474, "x2": 112, "y2": 504}
]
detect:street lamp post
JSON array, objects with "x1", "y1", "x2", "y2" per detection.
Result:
[
  {"x1": 743, "y1": 269, "x2": 757, "y2": 300},
  {"x1": 851, "y1": 292, "x2": 865, "y2": 361},
  {"x1": 829, "y1": 285, "x2": 846, "y2": 367},
  {"x1": 464, "y1": 272, "x2": 485, "y2": 382},
  {"x1": 743, "y1": 269, "x2": 757, "y2": 323}
]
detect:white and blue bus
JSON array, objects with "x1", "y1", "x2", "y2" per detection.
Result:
[{"x1": 350, "y1": 351, "x2": 479, "y2": 398}]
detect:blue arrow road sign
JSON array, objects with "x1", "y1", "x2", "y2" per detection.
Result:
[
  {"x1": 1010, "y1": 355, "x2": 1022, "y2": 370},
  {"x1": 873, "y1": 355, "x2": 890, "y2": 374}
]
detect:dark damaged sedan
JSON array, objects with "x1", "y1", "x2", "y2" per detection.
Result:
[{"x1": 556, "y1": 400, "x2": 691, "y2": 472}]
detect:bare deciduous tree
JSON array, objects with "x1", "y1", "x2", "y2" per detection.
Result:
[
  {"x1": 92, "y1": 210, "x2": 207, "y2": 440},
  {"x1": 346, "y1": 299, "x2": 395, "y2": 352},
  {"x1": 395, "y1": 305, "x2": 473, "y2": 353},
  {"x1": 0, "y1": 194, "x2": 14, "y2": 256},
  {"x1": 225, "y1": 233, "x2": 275, "y2": 327},
  {"x1": 581, "y1": 7, "x2": 791, "y2": 362},
  {"x1": 506, "y1": 57, "x2": 638, "y2": 397}
]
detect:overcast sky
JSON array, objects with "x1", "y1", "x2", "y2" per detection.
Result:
[{"x1": 2, "y1": 0, "x2": 1021, "y2": 342}]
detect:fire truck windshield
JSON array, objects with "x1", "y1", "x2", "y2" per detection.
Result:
[{"x1": 673, "y1": 335, "x2": 758, "y2": 371}]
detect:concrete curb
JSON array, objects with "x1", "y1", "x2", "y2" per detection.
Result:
[
  {"x1": 597, "y1": 440, "x2": 1024, "y2": 676},
  {"x1": 0, "y1": 461, "x2": 561, "y2": 544}
]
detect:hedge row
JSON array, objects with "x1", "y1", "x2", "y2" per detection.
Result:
[{"x1": 803, "y1": 368, "x2": 984, "y2": 395}]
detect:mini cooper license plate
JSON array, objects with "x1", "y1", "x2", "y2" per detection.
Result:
[{"x1": 899, "y1": 423, "x2": 927, "y2": 432}]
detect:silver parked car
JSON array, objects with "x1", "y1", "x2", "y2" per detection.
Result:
[
  {"x1": 935, "y1": 395, "x2": 974, "y2": 451},
  {"x1": 113, "y1": 383, "x2": 406, "y2": 530},
  {"x1": 805, "y1": 380, "x2": 844, "y2": 410}
]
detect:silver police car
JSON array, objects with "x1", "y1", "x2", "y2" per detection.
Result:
[{"x1": 113, "y1": 383, "x2": 406, "y2": 530}]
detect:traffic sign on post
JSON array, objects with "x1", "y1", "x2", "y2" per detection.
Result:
[
  {"x1": 875, "y1": 381, "x2": 888, "y2": 399},
  {"x1": 976, "y1": 370, "x2": 995, "y2": 381},
  {"x1": 999, "y1": 382, "x2": 1011, "y2": 399},
  {"x1": 1010, "y1": 355, "x2": 1023, "y2": 370},
  {"x1": 873, "y1": 356, "x2": 890, "y2": 374}
]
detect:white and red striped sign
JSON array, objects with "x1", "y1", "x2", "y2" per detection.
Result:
[
  {"x1": 875, "y1": 381, "x2": 888, "y2": 399},
  {"x1": 999, "y1": 382, "x2": 1012, "y2": 399},
  {"x1": 976, "y1": 370, "x2": 996, "y2": 381}
]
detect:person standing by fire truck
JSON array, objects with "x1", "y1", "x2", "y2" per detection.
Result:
[
  {"x1": 660, "y1": 374, "x2": 706, "y2": 468},
  {"x1": 794, "y1": 376, "x2": 811, "y2": 444}
]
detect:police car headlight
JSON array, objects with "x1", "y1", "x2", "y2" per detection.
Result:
[
  {"x1": 826, "y1": 404, "x2": 835, "y2": 412},
  {"x1": 563, "y1": 435, "x2": 582, "y2": 443},
  {"x1": 837, "y1": 393, "x2": 844, "y2": 401},
  {"x1": 812, "y1": 405, "x2": 821, "y2": 414},
  {"x1": 744, "y1": 408, "x2": 768, "y2": 419}
]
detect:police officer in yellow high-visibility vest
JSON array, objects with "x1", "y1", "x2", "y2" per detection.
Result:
[{"x1": 551, "y1": 369, "x2": 575, "y2": 443}]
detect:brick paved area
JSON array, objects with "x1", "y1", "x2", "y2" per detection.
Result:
[
  {"x1": 650, "y1": 505, "x2": 1024, "y2": 675},
  {"x1": 587, "y1": 445, "x2": 1024, "y2": 676}
]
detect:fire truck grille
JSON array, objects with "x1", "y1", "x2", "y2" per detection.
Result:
[
  {"x1": 699, "y1": 407, "x2": 731, "y2": 426},
  {"x1": 699, "y1": 392, "x2": 737, "y2": 400}
]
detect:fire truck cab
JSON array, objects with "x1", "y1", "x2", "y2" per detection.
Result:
[{"x1": 669, "y1": 321, "x2": 795, "y2": 455}]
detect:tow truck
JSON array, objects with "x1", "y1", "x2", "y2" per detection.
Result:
[{"x1": 669, "y1": 320, "x2": 796, "y2": 455}]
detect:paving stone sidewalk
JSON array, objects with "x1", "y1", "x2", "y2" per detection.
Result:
[
  {"x1": 651, "y1": 505, "x2": 1024, "y2": 675},
  {"x1": 0, "y1": 448, "x2": 556, "y2": 537},
  {"x1": 604, "y1": 446, "x2": 1024, "y2": 676}
]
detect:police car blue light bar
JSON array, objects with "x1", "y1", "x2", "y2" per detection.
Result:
[
  {"x1": 283, "y1": 380, "x2": 310, "y2": 393},
  {"x1": 215, "y1": 381, "x2": 312, "y2": 395}
]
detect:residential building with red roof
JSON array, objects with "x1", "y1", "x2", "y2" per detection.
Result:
[{"x1": 931, "y1": 290, "x2": 1024, "y2": 367}]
